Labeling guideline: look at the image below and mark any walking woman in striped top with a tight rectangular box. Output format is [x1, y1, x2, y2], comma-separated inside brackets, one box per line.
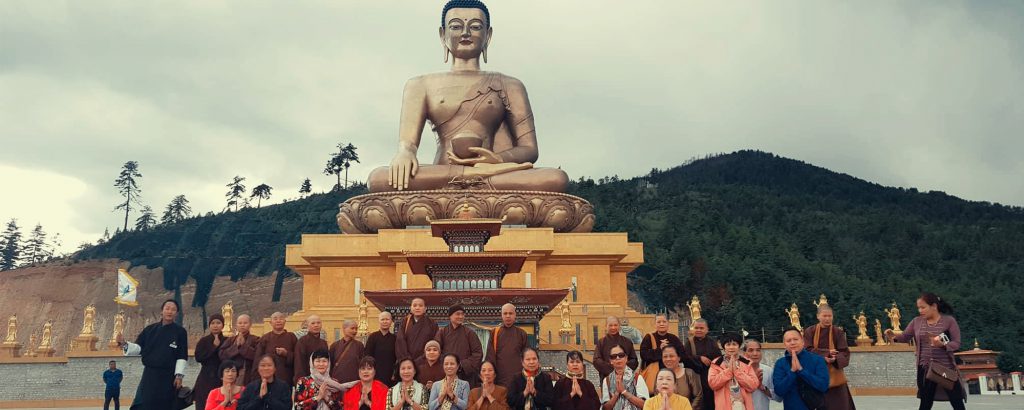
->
[886, 292, 965, 410]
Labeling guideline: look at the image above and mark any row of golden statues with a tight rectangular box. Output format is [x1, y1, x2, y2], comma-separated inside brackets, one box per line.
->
[686, 294, 907, 346]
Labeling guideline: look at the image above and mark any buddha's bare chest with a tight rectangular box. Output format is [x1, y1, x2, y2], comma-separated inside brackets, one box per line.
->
[424, 76, 506, 125]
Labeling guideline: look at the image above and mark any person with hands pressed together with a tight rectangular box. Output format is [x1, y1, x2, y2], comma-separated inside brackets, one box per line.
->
[238, 354, 292, 410]
[295, 349, 359, 410]
[742, 340, 780, 410]
[429, 353, 470, 410]
[343, 356, 390, 410]
[468, 361, 508, 410]
[388, 358, 429, 410]
[117, 299, 188, 410]
[659, 345, 703, 410]
[220, 315, 260, 386]
[554, 350, 601, 410]
[708, 333, 759, 410]
[642, 368, 692, 410]
[195, 314, 227, 410]
[601, 344, 649, 410]
[772, 328, 829, 410]
[205, 360, 244, 410]
[506, 347, 554, 409]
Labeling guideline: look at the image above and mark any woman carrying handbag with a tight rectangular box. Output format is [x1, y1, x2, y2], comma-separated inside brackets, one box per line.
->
[886, 292, 966, 410]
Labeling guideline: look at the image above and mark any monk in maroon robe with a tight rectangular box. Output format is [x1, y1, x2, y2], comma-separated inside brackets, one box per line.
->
[435, 304, 483, 385]
[253, 312, 298, 386]
[485, 303, 528, 387]
[330, 319, 365, 383]
[592, 316, 638, 383]
[803, 305, 857, 410]
[395, 297, 438, 362]
[293, 314, 328, 384]
[219, 314, 260, 385]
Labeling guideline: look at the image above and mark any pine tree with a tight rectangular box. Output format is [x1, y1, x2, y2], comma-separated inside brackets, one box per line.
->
[251, 183, 273, 208]
[22, 223, 50, 265]
[113, 161, 143, 231]
[0, 219, 23, 271]
[136, 205, 157, 230]
[161, 195, 192, 225]
[225, 176, 247, 211]
[299, 178, 312, 197]
[323, 143, 360, 190]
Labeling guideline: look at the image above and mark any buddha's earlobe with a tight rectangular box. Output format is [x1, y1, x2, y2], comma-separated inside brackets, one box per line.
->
[443, 45, 449, 63]
[482, 48, 487, 64]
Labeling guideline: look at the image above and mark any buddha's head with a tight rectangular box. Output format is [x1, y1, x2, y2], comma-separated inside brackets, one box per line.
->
[440, 0, 492, 63]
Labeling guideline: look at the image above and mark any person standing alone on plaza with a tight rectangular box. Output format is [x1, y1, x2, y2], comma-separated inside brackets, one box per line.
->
[103, 360, 123, 410]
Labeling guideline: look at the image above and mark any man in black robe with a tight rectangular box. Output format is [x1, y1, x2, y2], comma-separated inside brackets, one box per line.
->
[364, 311, 397, 384]
[486, 303, 527, 387]
[117, 299, 188, 410]
[686, 319, 721, 410]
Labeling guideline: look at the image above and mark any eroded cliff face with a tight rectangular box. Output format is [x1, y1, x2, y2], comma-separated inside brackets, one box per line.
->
[0, 259, 302, 354]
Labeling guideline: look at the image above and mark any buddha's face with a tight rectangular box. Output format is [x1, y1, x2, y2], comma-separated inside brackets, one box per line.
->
[440, 8, 491, 60]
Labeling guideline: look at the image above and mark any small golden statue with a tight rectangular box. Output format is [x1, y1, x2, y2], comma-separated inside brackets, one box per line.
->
[80, 304, 96, 336]
[874, 319, 888, 346]
[813, 294, 829, 309]
[686, 296, 702, 329]
[885, 302, 903, 334]
[110, 310, 125, 345]
[785, 303, 802, 331]
[3, 314, 16, 344]
[25, 333, 37, 357]
[357, 297, 369, 338]
[853, 311, 870, 341]
[222, 301, 234, 337]
[39, 320, 53, 349]
[559, 298, 572, 331]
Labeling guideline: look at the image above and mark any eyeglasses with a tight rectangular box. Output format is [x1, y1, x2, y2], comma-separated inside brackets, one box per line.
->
[610, 353, 627, 360]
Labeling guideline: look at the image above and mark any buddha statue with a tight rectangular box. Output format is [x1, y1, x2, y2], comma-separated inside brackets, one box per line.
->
[222, 301, 234, 337]
[686, 296, 702, 329]
[785, 303, 802, 331]
[367, 0, 568, 193]
[80, 304, 96, 336]
[885, 302, 903, 334]
[3, 314, 15, 344]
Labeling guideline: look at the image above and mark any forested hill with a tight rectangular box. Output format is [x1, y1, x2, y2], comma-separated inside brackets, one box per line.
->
[582, 150, 1023, 370]
[75, 150, 1024, 370]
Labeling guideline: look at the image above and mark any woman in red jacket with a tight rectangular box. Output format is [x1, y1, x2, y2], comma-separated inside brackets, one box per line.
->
[343, 356, 390, 410]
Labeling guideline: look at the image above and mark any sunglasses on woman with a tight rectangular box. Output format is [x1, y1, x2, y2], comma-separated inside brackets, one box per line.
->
[610, 353, 627, 360]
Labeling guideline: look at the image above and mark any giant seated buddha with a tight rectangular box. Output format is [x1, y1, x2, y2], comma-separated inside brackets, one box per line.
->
[339, 0, 594, 234]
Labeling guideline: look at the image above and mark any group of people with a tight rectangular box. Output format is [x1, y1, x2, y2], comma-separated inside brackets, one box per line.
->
[116, 292, 964, 410]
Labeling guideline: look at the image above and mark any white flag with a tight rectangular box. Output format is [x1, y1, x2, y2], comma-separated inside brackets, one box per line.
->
[114, 269, 139, 307]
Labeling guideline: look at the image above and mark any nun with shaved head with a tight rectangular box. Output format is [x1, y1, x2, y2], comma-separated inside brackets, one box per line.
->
[330, 319, 366, 384]
[254, 312, 299, 386]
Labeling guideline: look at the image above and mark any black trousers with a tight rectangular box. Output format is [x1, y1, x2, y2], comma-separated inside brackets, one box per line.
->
[103, 387, 120, 410]
[916, 365, 966, 410]
[130, 366, 176, 410]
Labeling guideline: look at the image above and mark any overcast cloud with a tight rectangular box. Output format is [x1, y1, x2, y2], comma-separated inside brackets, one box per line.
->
[1, 1, 1022, 253]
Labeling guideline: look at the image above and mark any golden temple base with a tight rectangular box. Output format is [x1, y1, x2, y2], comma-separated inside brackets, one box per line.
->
[256, 227, 675, 345]
[69, 335, 98, 353]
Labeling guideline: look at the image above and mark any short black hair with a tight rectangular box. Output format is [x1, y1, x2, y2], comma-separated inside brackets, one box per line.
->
[109, 360, 116, 364]
[219, 360, 240, 378]
[441, 0, 490, 27]
[720, 332, 743, 346]
[566, 350, 584, 362]
[311, 349, 330, 362]
[520, 346, 539, 360]
[359, 356, 376, 370]
[783, 326, 803, 338]
[394, 357, 419, 382]
[161, 299, 180, 311]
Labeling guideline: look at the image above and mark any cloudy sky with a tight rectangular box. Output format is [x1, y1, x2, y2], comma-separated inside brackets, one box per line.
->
[2, 1, 1022, 253]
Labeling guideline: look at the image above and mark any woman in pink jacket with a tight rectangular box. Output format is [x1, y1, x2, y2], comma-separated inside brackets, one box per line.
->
[707, 333, 759, 410]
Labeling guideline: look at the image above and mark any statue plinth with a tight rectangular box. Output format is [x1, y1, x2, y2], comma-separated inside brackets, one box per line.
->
[0, 342, 23, 358]
[70, 334, 99, 352]
[35, 346, 55, 357]
[108, 339, 121, 351]
[856, 339, 873, 347]
[337, 190, 594, 234]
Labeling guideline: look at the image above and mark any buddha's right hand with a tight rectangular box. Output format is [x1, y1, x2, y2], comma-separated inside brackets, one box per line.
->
[389, 151, 419, 191]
